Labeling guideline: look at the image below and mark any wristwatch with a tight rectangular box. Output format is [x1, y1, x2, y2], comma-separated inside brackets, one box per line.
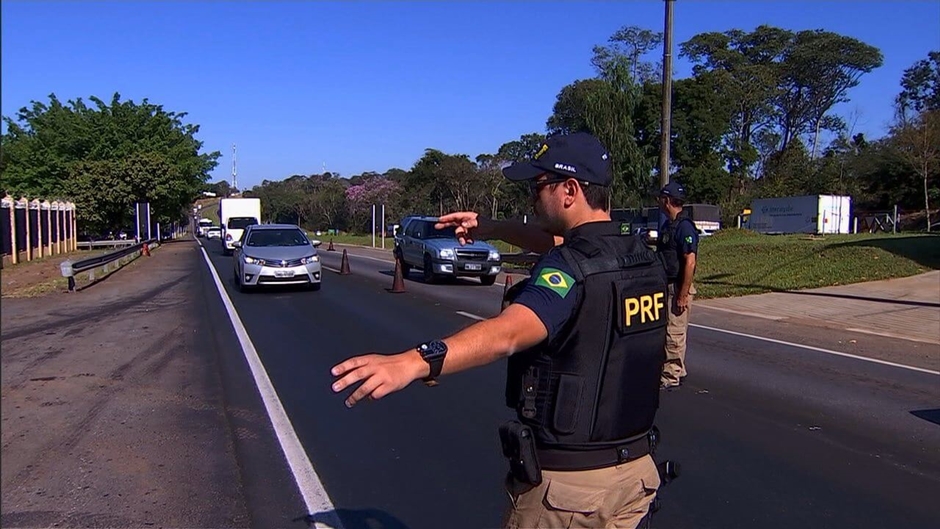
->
[416, 340, 448, 386]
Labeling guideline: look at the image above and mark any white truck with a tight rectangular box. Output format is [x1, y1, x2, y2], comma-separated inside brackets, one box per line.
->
[748, 195, 852, 235]
[196, 218, 213, 237]
[219, 198, 261, 254]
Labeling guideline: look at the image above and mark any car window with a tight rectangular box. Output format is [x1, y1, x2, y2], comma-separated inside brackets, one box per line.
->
[246, 229, 309, 247]
[228, 217, 258, 230]
[419, 221, 456, 240]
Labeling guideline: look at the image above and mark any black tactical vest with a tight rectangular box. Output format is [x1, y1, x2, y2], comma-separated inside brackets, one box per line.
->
[504, 221, 668, 453]
[657, 216, 695, 282]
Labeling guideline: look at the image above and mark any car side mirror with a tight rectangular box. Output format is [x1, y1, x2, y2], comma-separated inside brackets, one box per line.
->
[310, 240, 322, 248]
[233, 241, 242, 248]
[220, 223, 226, 229]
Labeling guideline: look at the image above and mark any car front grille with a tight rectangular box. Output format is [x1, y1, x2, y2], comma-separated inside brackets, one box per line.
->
[455, 249, 489, 261]
[263, 258, 305, 267]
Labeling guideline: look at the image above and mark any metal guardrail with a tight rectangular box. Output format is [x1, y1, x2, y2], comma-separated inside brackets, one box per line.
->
[60, 239, 156, 291]
[76, 240, 139, 249]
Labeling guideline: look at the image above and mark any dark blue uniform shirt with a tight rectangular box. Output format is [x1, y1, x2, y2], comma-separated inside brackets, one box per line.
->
[674, 218, 699, 256]
[511, 249, 580, 343]
[659, 215, 698, 257]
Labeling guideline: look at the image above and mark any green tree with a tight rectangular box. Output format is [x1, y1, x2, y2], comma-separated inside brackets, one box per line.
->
[891, 110, 940, 231]
[207, 180, 233, 197]
[546, 79, 608, 135]
[896, 51, 940, 119]
[548, 70, 652, 206]
[1, 92, 219, 231]
[773, 29, 883, 158]
[668, 74, 735, 206]
[591, 25, 663, 85]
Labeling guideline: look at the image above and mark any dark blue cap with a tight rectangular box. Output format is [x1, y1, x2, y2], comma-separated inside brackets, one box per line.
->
[659, 181, 686, 200]
[502, 132, 611, 186]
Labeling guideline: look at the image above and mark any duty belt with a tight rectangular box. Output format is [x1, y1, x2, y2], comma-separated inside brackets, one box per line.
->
[536, 432, 652, 471]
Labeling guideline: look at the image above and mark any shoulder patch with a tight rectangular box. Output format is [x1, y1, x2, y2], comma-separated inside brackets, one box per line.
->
[534, 267, 576, 298]
[685, 235, 693, 244]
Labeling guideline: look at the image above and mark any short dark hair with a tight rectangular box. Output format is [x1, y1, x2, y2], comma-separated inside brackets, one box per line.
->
[664, 196, 685, 208]
[583, 183, 610, 211]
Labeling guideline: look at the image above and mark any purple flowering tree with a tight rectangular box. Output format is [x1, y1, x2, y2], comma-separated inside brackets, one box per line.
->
[345, 177, 401, 234]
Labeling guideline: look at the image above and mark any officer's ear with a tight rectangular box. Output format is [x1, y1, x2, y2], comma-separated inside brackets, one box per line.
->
[563, 179, 579, 205]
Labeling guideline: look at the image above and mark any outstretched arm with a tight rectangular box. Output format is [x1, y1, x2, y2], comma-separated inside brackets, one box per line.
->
[330, 304, 548, 408]
[435, 212, 561, 254]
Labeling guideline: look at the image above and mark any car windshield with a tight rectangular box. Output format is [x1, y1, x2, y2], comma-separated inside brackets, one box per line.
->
[228, 217, 258, 230]
[422, 224, 457, 239]
[246, 229, 309, 247]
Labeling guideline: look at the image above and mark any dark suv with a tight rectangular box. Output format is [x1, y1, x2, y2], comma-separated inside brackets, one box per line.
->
[393, 216, 502, 285]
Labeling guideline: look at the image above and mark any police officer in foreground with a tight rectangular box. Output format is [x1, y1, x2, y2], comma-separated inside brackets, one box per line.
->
[331, 132, 669, 528]
[655, 181, 698, 389]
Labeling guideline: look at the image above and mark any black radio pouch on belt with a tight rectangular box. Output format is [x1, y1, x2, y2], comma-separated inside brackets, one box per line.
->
[499, 421, 542, 486]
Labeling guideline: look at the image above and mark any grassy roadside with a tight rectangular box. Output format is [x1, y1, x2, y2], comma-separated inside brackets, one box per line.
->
[695, 230, 939, 299]
[194, 198, 221, 224]
[1, 248, 112, 298]
[318, 229, 938, 299]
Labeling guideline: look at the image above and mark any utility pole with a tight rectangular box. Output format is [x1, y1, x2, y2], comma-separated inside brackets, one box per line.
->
[232, 143, 238, 193]
[659, 0, 675, 188]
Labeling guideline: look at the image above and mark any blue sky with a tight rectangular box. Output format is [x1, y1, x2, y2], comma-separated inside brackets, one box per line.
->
[2, 1, 938, 190]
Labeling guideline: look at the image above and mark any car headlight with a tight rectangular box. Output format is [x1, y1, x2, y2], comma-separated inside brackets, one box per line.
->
[243, 256, 262, 265]
[439, 248, 455, 259]
[489, 250, 501, 261]
[301, 255, 319, 264]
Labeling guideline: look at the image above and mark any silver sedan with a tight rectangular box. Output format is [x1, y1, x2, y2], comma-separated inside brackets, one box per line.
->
[232, 224, 322, 292]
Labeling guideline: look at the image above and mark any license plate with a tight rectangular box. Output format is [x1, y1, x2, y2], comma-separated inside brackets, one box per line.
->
[464, 263, 482, 271]
[274, 270, 295, 278]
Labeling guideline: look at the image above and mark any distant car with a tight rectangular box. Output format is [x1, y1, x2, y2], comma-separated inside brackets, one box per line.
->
[232, 224, 322, 292]
[206, 226, 222, 239]
[394, 216, 501, 285]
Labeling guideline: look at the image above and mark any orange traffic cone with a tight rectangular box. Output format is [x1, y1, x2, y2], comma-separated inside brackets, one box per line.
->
[328, 238, 335, 251]
[500, 274, 513, 312]
[388, 258, 406, 293]
[142, 243, 151, 257]
[340, 249, 351, 275]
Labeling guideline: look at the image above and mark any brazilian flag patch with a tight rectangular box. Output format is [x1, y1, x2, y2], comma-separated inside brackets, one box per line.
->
[620, 222, 631, 235]
[685, 235, 694, 244]
[534, 268, 576, 298]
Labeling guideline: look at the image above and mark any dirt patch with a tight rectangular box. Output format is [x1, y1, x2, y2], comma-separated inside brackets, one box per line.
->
[0, 250, 116, 298]
[0, 240, 251, 528]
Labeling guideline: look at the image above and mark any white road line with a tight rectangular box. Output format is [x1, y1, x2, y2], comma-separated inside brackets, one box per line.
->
[453, 308, 938, 376]
[197, 243, 345, 528]
[691, 323, 939, 376]
[456, 311, 487, 321]
[322, 265, 342, 274]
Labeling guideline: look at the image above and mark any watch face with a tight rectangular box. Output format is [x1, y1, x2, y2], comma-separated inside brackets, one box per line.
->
[421, 340, 447, 358]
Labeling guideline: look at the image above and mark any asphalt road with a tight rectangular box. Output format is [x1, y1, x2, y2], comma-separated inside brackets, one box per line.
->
[202, 239, 940, 529]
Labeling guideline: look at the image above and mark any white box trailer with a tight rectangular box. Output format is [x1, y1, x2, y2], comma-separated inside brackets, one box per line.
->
[748, 195, 852, 235]
[219, 198, 261, 254]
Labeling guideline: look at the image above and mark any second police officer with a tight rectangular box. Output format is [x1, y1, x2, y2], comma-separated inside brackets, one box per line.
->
[331, 132, 672, 528]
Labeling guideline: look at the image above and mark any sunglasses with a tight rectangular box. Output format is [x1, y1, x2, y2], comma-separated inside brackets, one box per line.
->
[527, 176, 591, 197]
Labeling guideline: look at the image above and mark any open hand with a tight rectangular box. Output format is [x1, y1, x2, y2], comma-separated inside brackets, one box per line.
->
[331, 352, 427, 408]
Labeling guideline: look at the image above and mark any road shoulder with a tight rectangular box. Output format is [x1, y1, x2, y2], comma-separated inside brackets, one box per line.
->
[0, 240, 306, 528]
